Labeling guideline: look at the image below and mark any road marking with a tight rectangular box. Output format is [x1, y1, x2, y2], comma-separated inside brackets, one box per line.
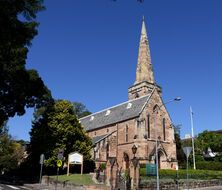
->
[20, 186, 32, 190]
[6, 185, 20, 189]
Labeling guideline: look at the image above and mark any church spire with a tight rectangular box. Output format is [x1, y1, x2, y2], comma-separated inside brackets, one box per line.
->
[128, 17, 160, 100]
[135, 17, 154, 84]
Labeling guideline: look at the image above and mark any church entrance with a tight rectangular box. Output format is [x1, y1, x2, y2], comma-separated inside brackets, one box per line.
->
[123, 152, 130, 171]
[158, 151, 161, 169]
[116, 153, 131, 190]
[155, 150, 165, 169]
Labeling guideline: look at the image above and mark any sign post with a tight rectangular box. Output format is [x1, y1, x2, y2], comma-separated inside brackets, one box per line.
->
[55, 149, 63, 190]
[57, 149, 64, 160]
[57, 160, 62, 168]
[175, 165, 179, 190]
[67, 152, 83, 176]
[183, 147, 192, 190]
[39, 154, 45, 185]
[146, 163, 156, 176]
[55, 160, 63, 190]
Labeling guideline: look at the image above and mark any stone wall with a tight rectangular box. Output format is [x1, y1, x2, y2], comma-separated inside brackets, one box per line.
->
[88, 125, 116, 139]
[42, 176, 222, 190]
[140, 179, 222, 190]
[139, 89, 177, 169]
[42, 176, 110, 190]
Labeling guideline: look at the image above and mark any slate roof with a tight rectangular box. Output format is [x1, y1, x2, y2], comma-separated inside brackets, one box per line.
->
[92, 134, 107, 144]
[92, 130, 117, 144]
[80, 94, 152, 131]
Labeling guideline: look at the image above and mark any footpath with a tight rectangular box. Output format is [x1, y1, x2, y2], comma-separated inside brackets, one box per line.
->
[25, 183, 222, 190]
[24, 175, 222, 190]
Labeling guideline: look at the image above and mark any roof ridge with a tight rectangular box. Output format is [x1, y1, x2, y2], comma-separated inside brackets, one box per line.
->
[80, 94, 150, 120]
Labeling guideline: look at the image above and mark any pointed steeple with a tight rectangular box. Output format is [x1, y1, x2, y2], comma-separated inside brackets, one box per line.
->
[135, 17, 154, 84]
[128, 17, 161, 100]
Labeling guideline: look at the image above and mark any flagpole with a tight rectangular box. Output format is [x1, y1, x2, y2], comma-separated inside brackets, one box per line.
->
[190, 106, 196, 170]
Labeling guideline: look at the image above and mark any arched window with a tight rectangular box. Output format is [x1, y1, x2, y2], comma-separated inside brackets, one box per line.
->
[153, 104, 159, 113]
[106, 143, 109, 160]
[163, 118, 166, 141]
[126, 125, 128, 142]
[147, 114, 150, 138]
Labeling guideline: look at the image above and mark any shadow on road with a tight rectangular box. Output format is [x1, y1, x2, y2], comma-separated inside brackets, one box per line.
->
[0, 174, 39, 186]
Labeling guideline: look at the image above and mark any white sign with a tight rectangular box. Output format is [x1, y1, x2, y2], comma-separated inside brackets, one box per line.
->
[69, 152, 83, 164]
[183, 147, 192, 158]
[67, 152, 83, 176]
[39, 154, 45, 165]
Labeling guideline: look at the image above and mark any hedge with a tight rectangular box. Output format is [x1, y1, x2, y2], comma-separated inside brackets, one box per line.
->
[140, 169, 222, 180]
[196, 161, 222, 171]
[140, 161, 222, 171]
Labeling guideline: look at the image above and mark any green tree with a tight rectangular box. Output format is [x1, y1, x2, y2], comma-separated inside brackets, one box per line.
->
[196, 131, 222, 154]
[72, 102, 91, 118]
[0, 123, 24, 173]
[173, 126, 186, 164]
[28, 100, 93, 172]
[0, 0, 52, 126]
[175, 133, 186, 164]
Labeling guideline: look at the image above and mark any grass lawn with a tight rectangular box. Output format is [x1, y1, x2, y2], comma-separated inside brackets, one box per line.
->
[50, 174, 95, 185]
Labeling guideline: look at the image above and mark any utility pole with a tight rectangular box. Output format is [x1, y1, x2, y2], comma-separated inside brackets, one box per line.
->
[190, 106, 196, 170]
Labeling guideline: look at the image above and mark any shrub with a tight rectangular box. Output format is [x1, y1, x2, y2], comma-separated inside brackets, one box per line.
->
[195, 155, 205, 162]
[83, 159, 95, 173]
[140, 164, 146, 168]
[196, 161, 222, 171]
[140, 169, 222, 180]
[140, 167, 146, 176]
[100, 163, 106, 171]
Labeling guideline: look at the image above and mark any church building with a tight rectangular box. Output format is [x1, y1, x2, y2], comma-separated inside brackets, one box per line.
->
[80, 18, 178, 171]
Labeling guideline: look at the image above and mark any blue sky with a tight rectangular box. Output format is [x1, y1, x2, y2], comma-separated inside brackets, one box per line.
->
[8, 0, 222, 141]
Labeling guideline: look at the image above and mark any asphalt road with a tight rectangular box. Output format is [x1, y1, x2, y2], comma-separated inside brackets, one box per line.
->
[0, 184, 49, 190]
[0, 184, 32, 190]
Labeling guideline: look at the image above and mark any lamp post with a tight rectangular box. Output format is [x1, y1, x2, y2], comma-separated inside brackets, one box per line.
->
[132, 144, 137, 158]
[131, 144, 138, 190]
[153, 97, 181, 190]
[190, 106, 196, 170]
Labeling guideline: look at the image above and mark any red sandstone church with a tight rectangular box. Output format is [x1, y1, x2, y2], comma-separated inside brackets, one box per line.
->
[80, 18, 178, 172]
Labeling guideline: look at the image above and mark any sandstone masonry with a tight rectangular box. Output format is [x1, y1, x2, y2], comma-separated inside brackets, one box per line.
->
[80, 18, 178, 187]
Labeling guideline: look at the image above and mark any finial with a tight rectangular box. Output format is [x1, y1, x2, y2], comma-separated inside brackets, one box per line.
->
[141, 16, 147, 36]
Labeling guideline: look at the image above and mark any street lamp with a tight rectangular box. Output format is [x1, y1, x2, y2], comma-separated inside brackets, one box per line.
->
[132, 144, 137, 158]
[153, 97, 181, 190]
[131, 144, 139, 189]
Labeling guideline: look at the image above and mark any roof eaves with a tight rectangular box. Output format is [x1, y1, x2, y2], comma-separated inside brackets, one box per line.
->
[93, 130, 117, 144]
